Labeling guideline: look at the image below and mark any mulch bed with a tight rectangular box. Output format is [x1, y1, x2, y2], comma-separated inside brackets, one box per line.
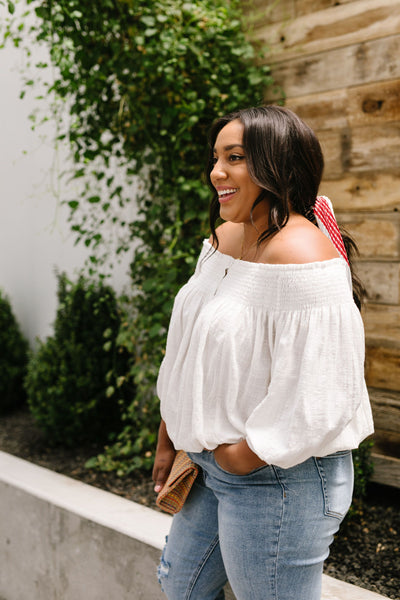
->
[0, 406, 399, 599]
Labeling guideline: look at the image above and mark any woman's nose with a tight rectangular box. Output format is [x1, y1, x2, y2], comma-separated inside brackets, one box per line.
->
[211, 160, 227, 181]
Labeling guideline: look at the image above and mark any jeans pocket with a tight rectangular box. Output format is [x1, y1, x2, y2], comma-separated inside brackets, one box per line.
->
[315, 451, 353, 520]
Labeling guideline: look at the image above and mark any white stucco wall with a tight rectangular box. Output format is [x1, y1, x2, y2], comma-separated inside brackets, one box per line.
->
[0, 7, 135, 346]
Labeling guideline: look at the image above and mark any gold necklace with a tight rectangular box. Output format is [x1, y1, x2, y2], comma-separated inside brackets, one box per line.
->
[239, 235, 258, 261]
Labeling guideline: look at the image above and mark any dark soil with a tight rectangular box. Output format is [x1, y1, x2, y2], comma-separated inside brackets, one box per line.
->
[0, 407, 399, 600]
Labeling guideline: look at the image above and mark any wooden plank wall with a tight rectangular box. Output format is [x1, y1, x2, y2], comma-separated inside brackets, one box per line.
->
[247, 0, 400, 486]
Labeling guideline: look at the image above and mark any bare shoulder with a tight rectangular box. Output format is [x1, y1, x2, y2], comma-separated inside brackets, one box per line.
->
[208, 221, 242, 257]
[261, 215, 340, 265]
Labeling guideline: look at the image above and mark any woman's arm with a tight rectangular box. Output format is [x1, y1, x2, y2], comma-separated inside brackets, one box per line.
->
[152, 419, 176, 493]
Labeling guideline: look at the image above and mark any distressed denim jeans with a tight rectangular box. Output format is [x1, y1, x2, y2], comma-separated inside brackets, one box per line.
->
[157, 449, 353, 600]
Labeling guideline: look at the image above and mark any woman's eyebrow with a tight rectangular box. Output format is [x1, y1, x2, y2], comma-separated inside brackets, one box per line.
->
[213, 144, 245, 153]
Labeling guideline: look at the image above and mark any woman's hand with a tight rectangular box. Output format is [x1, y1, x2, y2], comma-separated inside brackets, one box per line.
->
[152, 420, 176, 493]
[153, 446, 176, 493]
[213, 440, 267, 475]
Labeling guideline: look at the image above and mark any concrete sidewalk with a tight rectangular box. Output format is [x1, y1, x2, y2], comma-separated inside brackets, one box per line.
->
[0, 451, 390, 600]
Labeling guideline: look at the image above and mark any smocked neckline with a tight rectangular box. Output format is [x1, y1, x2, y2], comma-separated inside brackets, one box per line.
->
[202, 239, 346, 271]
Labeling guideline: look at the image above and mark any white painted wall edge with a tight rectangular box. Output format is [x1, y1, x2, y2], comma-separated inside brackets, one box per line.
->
[0, 15, 137, 346]
[0, 450, 389, 600]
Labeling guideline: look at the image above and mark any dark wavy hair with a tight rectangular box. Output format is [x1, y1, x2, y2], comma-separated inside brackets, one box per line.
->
[206, 105, 365, 309]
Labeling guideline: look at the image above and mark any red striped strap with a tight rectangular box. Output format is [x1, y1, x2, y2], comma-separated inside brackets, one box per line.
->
[313, 196, 349, 265]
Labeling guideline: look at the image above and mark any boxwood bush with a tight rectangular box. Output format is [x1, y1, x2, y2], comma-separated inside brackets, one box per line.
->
[0, 290, 29, 414]
[25, 274, 134, 446]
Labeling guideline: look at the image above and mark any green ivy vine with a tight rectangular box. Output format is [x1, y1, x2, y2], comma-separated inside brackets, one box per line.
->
[2, 0, 275, 475]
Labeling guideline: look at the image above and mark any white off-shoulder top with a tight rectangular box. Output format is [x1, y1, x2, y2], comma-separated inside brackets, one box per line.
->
[157, 240, 374, 469]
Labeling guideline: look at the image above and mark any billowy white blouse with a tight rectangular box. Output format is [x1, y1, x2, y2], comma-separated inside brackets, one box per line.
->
[157, 240, 374, 469]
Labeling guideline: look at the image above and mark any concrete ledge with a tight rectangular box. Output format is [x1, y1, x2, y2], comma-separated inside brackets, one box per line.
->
[0, 451, 388, 600]
[0, 451, 169, 599]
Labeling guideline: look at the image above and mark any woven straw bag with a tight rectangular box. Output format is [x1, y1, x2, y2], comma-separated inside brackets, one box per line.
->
[156, 450, 199, 515]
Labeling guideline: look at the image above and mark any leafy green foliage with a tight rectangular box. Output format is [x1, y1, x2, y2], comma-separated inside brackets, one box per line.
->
[0, 290, 29, 414]
[4, 0, 274, 472]
[352, 439, 374, 502]
[340, 439, 375, 520]
[25, 274, 134, 446]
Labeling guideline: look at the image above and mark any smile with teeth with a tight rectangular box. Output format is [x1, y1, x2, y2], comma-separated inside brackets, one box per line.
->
[218, 188, 239, 198]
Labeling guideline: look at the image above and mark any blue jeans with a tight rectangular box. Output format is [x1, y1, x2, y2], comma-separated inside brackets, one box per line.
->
[157, 449, 353, 600]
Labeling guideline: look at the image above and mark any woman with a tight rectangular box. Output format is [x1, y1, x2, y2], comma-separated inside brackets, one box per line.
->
[153, 106, 374, 600]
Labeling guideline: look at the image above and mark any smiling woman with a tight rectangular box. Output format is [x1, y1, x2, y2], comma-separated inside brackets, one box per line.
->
[152, 105, 374, 600]
[210, 120, 264, 229]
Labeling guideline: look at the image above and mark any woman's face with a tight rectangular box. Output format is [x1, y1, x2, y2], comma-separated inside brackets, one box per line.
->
[210, 119, 264, 225]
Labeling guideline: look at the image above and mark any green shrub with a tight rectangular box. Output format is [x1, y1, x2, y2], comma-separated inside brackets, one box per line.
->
[0, 290, 29, 414]
[25, 274, 134, 446]
[351, 438, 374, 509]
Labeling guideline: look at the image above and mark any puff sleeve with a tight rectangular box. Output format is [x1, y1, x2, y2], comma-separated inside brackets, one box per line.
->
[245, 285, 372, 469]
